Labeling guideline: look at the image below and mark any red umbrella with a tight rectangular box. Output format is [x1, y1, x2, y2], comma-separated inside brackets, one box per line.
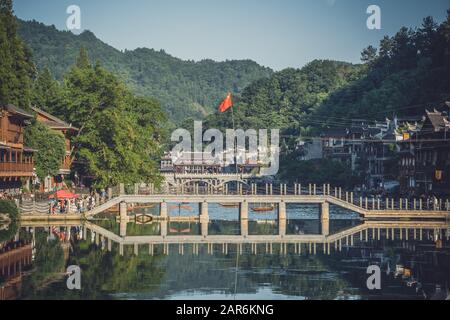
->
[49, 190, 79, 200]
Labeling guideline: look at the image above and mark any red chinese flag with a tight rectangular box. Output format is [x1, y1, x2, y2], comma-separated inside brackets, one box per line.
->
[218, 93, 233, 113]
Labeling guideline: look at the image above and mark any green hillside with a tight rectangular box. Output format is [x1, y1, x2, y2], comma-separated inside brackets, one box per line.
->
[204, 13, 450, 138]
[17, 19, 273, 122]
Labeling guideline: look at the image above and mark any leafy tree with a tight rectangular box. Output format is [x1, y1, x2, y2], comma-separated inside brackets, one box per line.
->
[21, 229, 65, 296]
[0, 0, 35, 108]
[24, 120, 66, 180]
[361, 45, 378, 65]
[31, 67, 68, 116]
[62, 49, 165, 188]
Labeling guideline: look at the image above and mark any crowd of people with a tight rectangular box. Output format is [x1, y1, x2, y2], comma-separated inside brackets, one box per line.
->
[48, 194, 103, 215]
[0, 192, 15, 201]
[49, 195, 96, 214]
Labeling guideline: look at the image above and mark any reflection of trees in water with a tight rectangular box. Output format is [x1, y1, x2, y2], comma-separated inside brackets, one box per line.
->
[19, 228, 450, 300]
[319, 239, 450, 299]
[0, 200, 19, 243]
[249, 222, 278, 235]
[140, 247, 351, 299]
[95, 219, 162, 236]
[25, 242, 355, 299]
[22, 229, 65, 298]
[28, 239, 167, 300]
[237, 250, 351, 299]
[0, 220, 18, 244]
[209, 221, 240, 235]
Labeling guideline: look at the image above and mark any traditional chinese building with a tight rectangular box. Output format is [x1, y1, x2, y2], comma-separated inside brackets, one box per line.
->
[161, 149, 265, 175]
[321, 128, 350, 165]
[396, 121, 422, 196]
[30, 107, 79, 192]
[0, 105, 35, 195]
[414, 108, 450, 196]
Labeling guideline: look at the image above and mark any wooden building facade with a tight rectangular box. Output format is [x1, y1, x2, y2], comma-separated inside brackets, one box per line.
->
[0, 105, 35, 195]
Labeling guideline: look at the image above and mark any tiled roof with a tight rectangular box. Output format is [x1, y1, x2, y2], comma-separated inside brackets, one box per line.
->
[321, 128, 348, 138]
[31, 106, 79, 131]
[425, 110, 448, 131]
[2, 104, 33, 119]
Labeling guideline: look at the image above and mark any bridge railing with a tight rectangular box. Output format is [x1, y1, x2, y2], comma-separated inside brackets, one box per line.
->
[108, 183, 450, 212]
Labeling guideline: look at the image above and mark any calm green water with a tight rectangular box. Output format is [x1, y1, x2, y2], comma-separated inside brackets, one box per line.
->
[1, 204, 449, 300]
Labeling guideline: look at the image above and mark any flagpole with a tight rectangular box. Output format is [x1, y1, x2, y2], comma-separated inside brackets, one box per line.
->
[230, 95, 239, 178]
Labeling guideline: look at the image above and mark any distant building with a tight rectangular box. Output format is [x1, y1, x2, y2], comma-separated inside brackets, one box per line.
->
[318, 116, 424, 192]
[396, 121, 422, 195]
[161, 149, 265, 175]
[0, 105, 35, 195]
[414, 108, 450, 196]
[296, 138, 323, 161]
[318, 106, 450, 196]
[321, 128, 351, 165]
[30, 107, 79, 192]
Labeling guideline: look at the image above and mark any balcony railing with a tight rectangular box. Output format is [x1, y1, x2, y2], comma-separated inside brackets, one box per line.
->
[0, 162, 34, 173]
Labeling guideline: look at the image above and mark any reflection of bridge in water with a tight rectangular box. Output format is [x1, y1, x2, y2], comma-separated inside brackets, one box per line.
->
[19, 220, 450, 256]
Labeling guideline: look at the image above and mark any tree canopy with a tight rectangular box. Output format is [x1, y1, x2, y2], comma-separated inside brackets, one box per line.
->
[57, 49, 166, 188]
[0, 0, 35, 108]
[24, 120, 66, 180]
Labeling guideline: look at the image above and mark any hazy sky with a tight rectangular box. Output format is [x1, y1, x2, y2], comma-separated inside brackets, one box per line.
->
[13, 0, 449, 70]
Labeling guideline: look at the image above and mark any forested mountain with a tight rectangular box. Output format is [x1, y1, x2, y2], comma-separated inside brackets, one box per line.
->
[200, 11, 450, 185]
[204, 12, 450, 139]
[203, 59, 364, 145]
[310, 14, 450, 128]
[17, 19, 273, 122]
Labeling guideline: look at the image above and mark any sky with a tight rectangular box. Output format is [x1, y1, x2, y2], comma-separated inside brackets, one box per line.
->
[13, 0, 450, 70]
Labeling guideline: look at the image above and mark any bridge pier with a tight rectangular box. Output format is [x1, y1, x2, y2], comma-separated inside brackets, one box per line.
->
[119, 202, 128, 237]
[161, 220, 168, 237]
[200, 202, 209, 237]
[240, 201, 248, 237]
[321, 202, 330, 236]
[279, 202, 286, 237]
[119, 220, 127, 237]
[160, 202, 168, 218]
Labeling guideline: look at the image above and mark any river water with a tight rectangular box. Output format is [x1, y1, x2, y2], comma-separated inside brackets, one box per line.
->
[1, 203, 449, 300]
